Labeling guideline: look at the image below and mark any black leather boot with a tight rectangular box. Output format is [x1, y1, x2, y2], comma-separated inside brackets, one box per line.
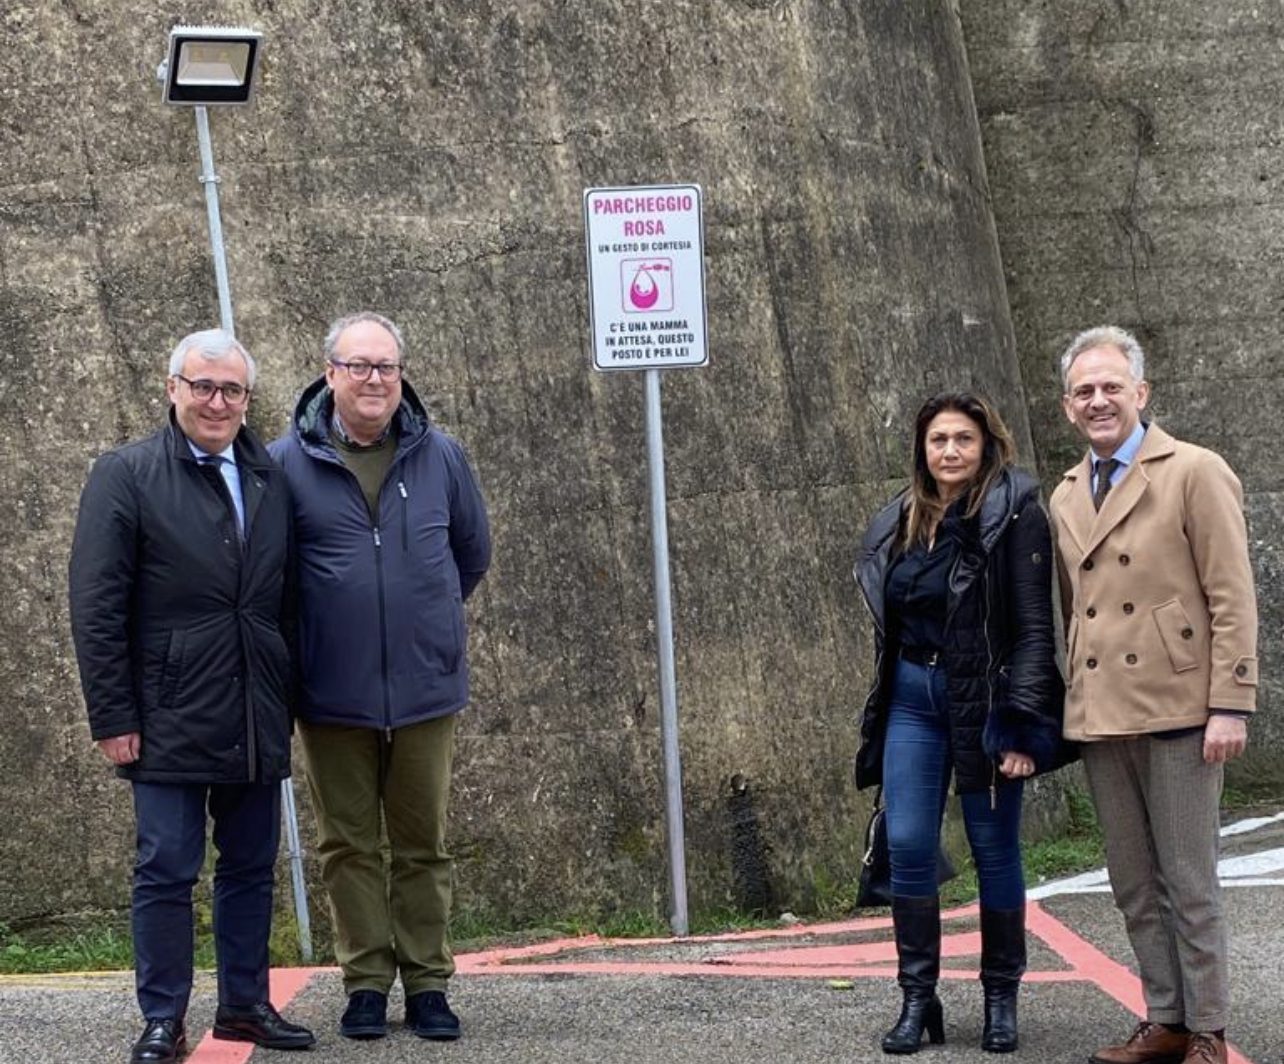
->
[882, 895, 945, 1054]
[979, 906, 1026, 1053]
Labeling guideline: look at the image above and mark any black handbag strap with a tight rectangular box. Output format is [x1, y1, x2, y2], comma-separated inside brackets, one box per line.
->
[861, 787, 885, 866]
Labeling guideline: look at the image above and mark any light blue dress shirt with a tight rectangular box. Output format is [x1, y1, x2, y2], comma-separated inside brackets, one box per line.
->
[1092, 420, 1146, 496]
[188, 440, 245, 536]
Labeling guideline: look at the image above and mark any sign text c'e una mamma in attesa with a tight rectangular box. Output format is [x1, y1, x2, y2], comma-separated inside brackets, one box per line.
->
[584, 184, 708, 372]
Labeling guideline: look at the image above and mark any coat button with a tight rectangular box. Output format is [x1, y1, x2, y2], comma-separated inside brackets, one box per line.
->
[1236, 663, 1248, 677]
[1181, 627, 1194, 639]
[1119, 554, 1131, 566]
[1123, 602, 1135, 614]
[1087, 658, 1098, 669]
[1086, 607, 1097, 618]
[1083, 559, 1095, 571]
[1125, 653, 1137, 665]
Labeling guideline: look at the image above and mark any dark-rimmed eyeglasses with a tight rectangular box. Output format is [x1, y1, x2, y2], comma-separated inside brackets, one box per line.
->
[173, 374, 250, 405]
[329, 359, 404, 382]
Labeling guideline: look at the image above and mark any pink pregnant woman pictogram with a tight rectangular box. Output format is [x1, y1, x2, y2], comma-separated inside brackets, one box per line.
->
[622, 258, 673, 312]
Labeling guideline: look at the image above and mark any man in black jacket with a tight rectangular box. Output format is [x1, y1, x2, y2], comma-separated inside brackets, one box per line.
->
[68, 329, 313, 1064]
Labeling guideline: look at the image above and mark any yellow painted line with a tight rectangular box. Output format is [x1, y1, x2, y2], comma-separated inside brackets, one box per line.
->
[0, 970, 132, 988]
[0, 968, 218, 988]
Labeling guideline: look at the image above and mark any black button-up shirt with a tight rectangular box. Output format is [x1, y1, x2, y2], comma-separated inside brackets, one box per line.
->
[886, 510, 963, 653]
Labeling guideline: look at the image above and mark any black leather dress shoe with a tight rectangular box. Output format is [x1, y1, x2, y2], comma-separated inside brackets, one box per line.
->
[212, 1001, 316, 1049]
[131, 1019, 186, 1063]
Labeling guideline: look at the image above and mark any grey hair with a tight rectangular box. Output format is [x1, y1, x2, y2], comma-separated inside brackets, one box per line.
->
[168, 328, 256, 388]
[323, 312, 406, 361]
[1060, 325, 1145, 390]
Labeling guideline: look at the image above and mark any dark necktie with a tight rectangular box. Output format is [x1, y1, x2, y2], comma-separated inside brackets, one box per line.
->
[200, 455, 244, 535]
[1092, 458, 1120, 511]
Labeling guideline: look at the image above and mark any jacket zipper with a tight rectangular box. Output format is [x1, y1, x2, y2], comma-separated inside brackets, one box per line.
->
[981, 566, 997, 810]
[398, 481, 409, 553]
[373, 526, 392, 736]
[235, 523, 258, 782]
[310, 439, 403, 736]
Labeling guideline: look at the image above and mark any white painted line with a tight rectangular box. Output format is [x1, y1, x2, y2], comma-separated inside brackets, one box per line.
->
[1028, 870, 1110, 900]
[1218, 848, 1284, 878]
[1220, 811, 1284, 838]
[1028, 810, 1284, 899]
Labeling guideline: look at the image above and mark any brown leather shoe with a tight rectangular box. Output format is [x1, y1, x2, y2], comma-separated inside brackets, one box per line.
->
[1089, 1021, 1190, 1064]
[1181, 1033, 1227, 1064]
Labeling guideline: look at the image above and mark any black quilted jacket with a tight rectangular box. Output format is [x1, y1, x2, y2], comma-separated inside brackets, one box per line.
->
[853, 467, 1069, 795]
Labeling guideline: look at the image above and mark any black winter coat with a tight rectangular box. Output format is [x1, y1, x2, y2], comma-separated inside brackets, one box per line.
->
[853, 467, 1069, 795]
[68, 415, 295, 784]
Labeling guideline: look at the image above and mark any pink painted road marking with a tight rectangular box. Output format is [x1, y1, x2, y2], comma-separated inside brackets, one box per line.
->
[456, 903, 984, 977]
[1027, 903, 1254, 1064]
[186, 967, 323, 1064]
[180, 904, 1256, 1064]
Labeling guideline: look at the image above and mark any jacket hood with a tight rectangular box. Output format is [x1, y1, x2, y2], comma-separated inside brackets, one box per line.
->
[290, 376, 433, 454]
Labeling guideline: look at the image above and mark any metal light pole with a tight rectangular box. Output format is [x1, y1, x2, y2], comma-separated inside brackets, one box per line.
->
[158, 25, 313, 963]
[193, 106, 235, 333]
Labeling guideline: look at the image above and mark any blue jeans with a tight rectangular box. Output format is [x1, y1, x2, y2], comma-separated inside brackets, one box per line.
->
[132, 781, 281, 1019]
[882, 658, 1025, 909]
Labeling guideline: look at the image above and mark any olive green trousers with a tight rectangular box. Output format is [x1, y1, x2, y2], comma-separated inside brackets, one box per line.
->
[298, 714, 457, 995]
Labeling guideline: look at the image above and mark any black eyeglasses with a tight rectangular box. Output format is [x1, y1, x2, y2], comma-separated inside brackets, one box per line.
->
[173, 375, 250, 405]
[329, 359, 404, 382]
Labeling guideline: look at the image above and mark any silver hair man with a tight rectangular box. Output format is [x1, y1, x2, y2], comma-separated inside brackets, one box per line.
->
[167, 328, 258, 389]
[1059, 325, 1145, 390]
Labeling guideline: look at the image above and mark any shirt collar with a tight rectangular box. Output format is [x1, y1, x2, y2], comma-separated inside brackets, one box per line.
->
[186, 438, 237, 465]
[331, 409, 394, 447]
[1097, 420, 1146, 471]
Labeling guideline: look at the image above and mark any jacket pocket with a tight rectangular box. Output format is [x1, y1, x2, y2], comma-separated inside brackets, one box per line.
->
[159, 629, 187, 705]
[1152, 599, 1199, 673]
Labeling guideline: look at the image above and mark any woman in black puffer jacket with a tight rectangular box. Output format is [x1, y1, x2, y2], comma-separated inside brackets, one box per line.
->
[854, 392, 1068, 1056]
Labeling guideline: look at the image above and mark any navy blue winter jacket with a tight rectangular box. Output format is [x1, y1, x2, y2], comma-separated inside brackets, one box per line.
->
[269, 379, 491, 730]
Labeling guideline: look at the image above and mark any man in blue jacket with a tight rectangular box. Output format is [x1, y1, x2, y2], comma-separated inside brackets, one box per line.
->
[69, 329, 314, 1063]
[271, 312, 491, 1042]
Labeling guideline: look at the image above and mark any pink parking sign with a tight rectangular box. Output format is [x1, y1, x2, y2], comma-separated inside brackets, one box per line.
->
[583, 184, 708, 372]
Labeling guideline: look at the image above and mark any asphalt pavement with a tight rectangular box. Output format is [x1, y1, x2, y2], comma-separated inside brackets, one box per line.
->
[2, 807, 1282, 1064]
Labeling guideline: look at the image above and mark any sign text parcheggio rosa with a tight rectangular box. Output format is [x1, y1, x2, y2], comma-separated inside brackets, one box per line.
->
[590, 193, 696, 215]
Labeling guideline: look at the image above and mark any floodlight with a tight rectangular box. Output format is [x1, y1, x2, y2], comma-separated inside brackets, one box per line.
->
[159, 26, 262, 106]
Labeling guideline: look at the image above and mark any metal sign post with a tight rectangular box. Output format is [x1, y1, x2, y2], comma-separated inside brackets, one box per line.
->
[643, 367, 689, 936]
[584, 184, 708, 936]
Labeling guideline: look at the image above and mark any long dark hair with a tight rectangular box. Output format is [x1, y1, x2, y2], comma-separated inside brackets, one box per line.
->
[902, 391, 1017, 549]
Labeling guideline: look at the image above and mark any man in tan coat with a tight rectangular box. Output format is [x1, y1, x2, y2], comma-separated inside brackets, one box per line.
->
[1050, 326, 1257, 1064]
